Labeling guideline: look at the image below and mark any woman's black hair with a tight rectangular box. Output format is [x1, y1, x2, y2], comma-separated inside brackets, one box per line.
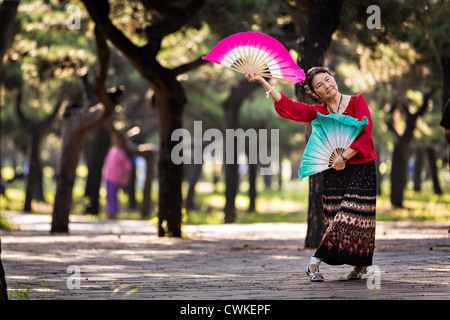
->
[304, 67, 335, 98]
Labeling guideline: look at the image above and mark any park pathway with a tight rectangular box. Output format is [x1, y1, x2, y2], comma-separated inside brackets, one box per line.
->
[1, 211, 449, 301]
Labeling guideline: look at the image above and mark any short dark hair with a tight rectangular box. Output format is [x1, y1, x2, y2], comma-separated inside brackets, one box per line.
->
[304, 67, 334, 97]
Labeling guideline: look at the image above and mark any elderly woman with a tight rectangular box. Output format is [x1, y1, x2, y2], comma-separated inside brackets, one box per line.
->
[246, 67, 377, 282]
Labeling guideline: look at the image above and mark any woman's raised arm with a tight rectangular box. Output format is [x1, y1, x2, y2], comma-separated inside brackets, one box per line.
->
[245, 72, 282, 102]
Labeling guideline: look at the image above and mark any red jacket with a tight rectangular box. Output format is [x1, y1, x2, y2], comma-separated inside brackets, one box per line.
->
[274, 93, 377, 165]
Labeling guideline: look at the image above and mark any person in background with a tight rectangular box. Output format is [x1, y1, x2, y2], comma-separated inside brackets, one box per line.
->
[102, 134, 132, 220]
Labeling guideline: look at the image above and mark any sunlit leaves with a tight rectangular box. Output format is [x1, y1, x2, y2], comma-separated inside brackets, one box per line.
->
[158, 24, 210, 70]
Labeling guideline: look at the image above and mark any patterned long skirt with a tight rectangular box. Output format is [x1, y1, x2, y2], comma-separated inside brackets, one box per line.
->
[314, 161, 377, 266]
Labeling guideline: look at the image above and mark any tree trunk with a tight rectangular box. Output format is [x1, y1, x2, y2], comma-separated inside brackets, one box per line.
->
[288, 0, 343, 248]
[185, 162, 203, 211]
[444, 99, 450, 171]
[213, 164, 221, 192]
[156, 93, 184, 237]
[413, 147, 424, 192]
[0, 238, 7, 301]
[388, 90, 435, 208]
[126, 159, 137, 210]
[375, 147, 383, 196]
[390, 138, 410, 208]
[83, 124, 111, 215]
[223, 80, 258, 223]
[224, 163, 239, 223]
[81, 0, 207, 236]
[277, 163, 283, 191]
[0, 0, 20, 298]
[223, 96, 240, 224]
[263, 164, 272, 189]
[51, 24, 124, 233]
[52, 120, 86, 232]
[141, 151, 155, 218]
[35, 162, 45, 202]
[24, 131, 43, 212]
[441, 56, 450, 114]
[248, 162, 257, 212]
[441, 57, 450, 166]
[425, 147, 442, 195]
[305, 173, 325, 247]
[0, 0, 19, 80]
[15, 90, 61, 212]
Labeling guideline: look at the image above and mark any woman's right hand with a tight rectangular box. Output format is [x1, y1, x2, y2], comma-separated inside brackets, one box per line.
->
[245, 72, 282, 102]
[245, 72, 263, 83]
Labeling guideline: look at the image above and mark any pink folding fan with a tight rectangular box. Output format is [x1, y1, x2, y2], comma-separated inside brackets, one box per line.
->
[203, 32, 305, 83]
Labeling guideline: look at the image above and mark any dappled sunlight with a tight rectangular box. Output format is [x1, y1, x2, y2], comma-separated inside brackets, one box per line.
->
[256, 198, 307, 215]
[3, 216, 449, 300]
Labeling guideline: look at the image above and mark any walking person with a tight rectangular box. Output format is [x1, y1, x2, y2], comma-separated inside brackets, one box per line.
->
[102, 134, 132, 220]
[246, 67, 378, 281]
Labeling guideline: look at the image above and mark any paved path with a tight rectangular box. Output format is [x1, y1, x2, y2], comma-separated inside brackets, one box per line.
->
[1, 211, 449, 301]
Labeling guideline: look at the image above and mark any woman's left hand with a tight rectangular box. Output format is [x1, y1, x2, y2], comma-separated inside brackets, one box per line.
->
[332, 156, 346, 171]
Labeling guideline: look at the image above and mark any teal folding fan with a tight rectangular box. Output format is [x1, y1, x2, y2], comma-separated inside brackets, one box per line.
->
[298, 113, 368, 180]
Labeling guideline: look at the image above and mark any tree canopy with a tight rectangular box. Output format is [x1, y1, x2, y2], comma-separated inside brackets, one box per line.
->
[1, 0, 449, 236]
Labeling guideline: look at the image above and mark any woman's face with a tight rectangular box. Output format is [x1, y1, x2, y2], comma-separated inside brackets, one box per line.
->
[311, 72, 338, 100]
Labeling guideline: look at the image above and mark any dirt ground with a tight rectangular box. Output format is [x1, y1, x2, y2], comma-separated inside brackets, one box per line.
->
[1, 211, 449, 302]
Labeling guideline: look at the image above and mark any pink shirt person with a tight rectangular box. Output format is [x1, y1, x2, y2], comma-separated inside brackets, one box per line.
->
[102, 145, 132, 186]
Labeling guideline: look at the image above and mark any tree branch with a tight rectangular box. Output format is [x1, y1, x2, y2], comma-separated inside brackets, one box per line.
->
[14, 89, 31, 130]
[0, 0, 20, 82]
[78, 24, 125, 124]
[81, 0, 167, 89]
[82, 0, 206, 92]
[172, 57, 208, 76]
[386, 98, 399, 138]
[40, 100, 63, 129]
[145, 0, 205, 42]
[76, 25, 124, 132]
[15, 88, 64, 133]
[93, 26, 109, 91]
[414, 87, 436, 118]
[81, 0, 143, 60]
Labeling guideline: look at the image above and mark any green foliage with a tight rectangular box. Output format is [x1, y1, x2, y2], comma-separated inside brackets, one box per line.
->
[0, 215, 15, 230]
[200, 0, 280, 36]
[183, 175, 450, 224]
[8, 283, 30, 300]
[8, 281, 54, 300]
[38, 281, 55, 300]
[1, 0, 449, 228]
[6, 280, 141, 300]
[1, 0, 159, 179]
[106, 282, 142, 300]
[158, 24, 211, 69]
[1, 161, 449, 227]
[377, 178, 450, 221]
